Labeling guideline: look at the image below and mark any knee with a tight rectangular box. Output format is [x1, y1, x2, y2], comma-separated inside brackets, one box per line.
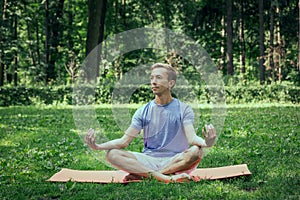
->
[106, 149, 121, 163]
[187, 145, 204, 162]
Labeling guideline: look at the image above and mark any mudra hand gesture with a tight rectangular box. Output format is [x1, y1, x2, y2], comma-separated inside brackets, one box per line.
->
[84, 128, 99, 150]
[202, 124, 217, 147]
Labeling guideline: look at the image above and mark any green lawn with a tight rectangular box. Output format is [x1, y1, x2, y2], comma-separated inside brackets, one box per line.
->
[0, 104, 299, 199]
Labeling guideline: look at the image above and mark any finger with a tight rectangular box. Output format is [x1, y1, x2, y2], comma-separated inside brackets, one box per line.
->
[90, 130, 95, 139]
[208, 124, 213, 133]
[85, 131, 91, 143]
[202, 126, 208, 137]
[87, 130, 95, 141]
[202, 128, 206, 138]
[85, 132, 91, 142]
[91, 134, 96, 143]
[210, 124, 215, 131]
[205, 125, 212, 137]
[88, 128, 95, 134]
[209, 124, 216, 136]
[205, 125, 209, 135]
[85, 130, 92, 142]
[85, 135, 89, 143]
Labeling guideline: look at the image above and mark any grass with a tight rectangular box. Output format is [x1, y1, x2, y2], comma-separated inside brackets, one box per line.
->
[0, 103, 299, 199]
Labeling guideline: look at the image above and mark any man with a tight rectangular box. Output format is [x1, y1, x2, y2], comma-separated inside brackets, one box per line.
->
[85, 63, 217, 183]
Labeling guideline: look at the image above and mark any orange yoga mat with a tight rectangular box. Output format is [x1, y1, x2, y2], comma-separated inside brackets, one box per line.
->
[47, 164, 251, 183]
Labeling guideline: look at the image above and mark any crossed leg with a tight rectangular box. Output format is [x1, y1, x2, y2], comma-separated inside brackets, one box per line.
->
[106, 145, 203, 183]
[160, 145, 204, 175]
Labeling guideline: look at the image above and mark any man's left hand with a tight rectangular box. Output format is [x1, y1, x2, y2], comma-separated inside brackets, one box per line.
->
[202, 124, 217, 147]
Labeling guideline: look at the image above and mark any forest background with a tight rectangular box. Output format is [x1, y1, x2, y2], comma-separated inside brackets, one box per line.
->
[0, 0, 300, 105]
[1, 1, 300, 199]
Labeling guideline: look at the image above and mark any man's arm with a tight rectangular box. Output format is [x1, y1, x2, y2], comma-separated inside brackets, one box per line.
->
[183, 123, 217, 147]
[85, 127, 139, 150]
[183, 123, 206, 147]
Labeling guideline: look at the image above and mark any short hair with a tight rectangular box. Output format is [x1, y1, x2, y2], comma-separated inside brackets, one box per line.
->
[151, 63, 177, 82]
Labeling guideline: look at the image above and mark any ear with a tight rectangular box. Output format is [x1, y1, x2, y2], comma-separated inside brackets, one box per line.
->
[168, 80, 175, 89]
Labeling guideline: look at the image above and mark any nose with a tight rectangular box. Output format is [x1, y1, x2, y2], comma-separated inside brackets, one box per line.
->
[151, 77, 157, 84]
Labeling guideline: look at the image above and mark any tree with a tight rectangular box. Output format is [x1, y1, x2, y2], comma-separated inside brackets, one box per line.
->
[85, 0, 107, 81]
[12, 1, 18, 86]
[238, 0, 246, 76]
[226, 0, 234, 75]
[0, 0, 7, 86]
[23, 0, 37, 71]
[298, 0, 300, 71]
[0, 0, 299, 87]
[274, 4, 283, 83]
[44, 0, 50, 83]
[259, 0, 265, 84]
[268, 0, 275, 83]
[44, 0, 65, 83]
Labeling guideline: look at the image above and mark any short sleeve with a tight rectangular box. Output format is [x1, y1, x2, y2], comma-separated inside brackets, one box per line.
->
[182, 105, 194, 125]
[130, 106, 144, 131]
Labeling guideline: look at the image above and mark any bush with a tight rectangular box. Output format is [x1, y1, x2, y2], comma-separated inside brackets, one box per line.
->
[0, 84, 299, 106]
[224, 85, 300, 104]
[0, 86, 70, 106]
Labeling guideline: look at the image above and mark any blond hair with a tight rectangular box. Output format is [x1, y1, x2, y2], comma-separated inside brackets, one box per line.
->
[151, 63, 177, 82]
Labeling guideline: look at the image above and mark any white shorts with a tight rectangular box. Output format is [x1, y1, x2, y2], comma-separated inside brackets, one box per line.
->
[131, 152, 199, 174]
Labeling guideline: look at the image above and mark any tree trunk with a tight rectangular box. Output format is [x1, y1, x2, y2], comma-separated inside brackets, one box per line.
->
[121, 0, 126, 28]
[269, 0, 275, 83]
[163, 0, 172, 52]
[45, 0, 50, 84]
[0, 0, 7, 86]
[298, 0, 300, 71]
[23, 1, 36, 68]
[13, 11, 18, 86]
[0, 61, 3, 86]
[85, 0, 107, 82]
[98, 0, 107, 77]
[113, 0, 118, 79]
[226, 0, 234, 75]
[46, 0, 65, 83]
[275, 6, 282, 83]
[67, 0, 75, 83]
[259, 0, 265, 84]
[239, 0, 246, 75]
[86, 0, 107, 56]
[220, 15, 226, 73]
[68, 0, 74, 52]
[36, 16, 41, 67]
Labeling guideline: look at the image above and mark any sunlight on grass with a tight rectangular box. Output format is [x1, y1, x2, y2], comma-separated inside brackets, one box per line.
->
[91, 102, 299, 109]
[0, 104, 299, 199]
[0, 140, 19, 147]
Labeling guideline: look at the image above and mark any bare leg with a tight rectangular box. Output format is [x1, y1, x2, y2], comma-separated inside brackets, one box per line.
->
[106, 149, 191, 183]
[160, 145, 204, 175]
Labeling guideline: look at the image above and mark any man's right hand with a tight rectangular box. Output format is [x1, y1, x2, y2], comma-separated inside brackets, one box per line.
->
[85, 128, 99, 150]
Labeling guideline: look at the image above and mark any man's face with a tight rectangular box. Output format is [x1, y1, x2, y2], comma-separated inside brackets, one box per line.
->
[150, 67, 172, 95]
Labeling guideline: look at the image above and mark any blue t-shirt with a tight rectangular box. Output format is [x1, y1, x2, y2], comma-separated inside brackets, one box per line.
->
[130, 98, 194, 157]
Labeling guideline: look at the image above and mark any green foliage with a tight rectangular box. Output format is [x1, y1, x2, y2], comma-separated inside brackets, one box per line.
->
[224, 84, 300, 104]
[0, 86, 72, 106]
[0, 0, 299, 86]
[0, 105, 299, 199]
[1, 85, 300, 106]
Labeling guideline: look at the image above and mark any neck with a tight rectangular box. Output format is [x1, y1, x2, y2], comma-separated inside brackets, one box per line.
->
[155, 94, 173, 105]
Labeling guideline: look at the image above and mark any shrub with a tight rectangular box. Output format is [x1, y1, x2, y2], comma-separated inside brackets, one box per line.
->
[0, 84, 299, 106]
